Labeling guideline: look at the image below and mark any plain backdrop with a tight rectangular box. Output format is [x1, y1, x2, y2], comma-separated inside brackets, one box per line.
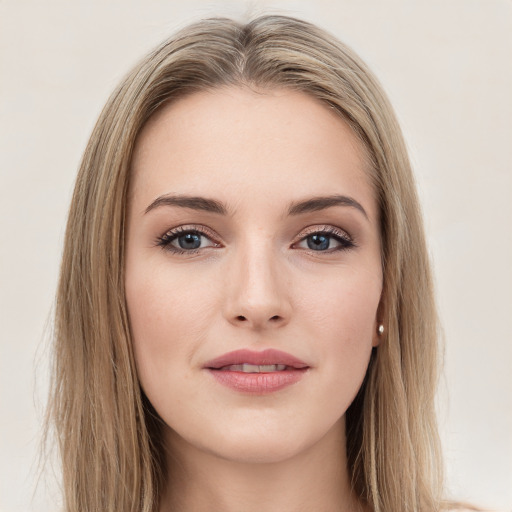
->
[1, 1, 511, 511]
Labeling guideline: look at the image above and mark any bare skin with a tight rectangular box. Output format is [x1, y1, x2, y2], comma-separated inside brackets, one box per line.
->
[162, 419, 358, 512]
[125, 87, 382, 512]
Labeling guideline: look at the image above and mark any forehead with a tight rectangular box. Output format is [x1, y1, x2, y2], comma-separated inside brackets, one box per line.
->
[130, 87, 377, 221]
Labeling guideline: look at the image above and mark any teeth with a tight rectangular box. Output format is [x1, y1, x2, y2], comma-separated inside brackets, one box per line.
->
[220, 364, 288, 372]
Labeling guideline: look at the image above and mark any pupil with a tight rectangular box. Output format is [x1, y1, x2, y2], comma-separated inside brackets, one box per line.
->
[307, 234, 329, 251]
[178, 233, 201, 249]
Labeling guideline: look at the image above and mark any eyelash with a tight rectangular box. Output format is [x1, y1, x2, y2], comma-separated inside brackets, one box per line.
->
[155, 224, 356, 255]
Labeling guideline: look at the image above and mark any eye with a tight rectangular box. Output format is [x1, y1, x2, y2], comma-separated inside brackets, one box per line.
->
[294, 226, 355, 252]
[156, 226, 220, 254]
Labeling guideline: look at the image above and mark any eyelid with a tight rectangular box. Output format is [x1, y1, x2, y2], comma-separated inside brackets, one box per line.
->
[161, 224, 218, 240]
[155, 224, 222, 253]
[293, 224, 353, 243]
[291, 224, 356, 254]
[155, 223, 355, 255]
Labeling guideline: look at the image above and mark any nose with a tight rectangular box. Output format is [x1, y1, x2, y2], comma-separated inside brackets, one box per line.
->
[223, 241, 292, 330]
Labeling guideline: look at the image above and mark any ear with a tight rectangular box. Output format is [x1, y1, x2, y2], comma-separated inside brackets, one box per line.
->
[372, 298, 386, 347]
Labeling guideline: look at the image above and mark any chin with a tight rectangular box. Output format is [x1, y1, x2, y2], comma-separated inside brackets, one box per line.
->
[204, 433, 310, 465]
[171, 412, 344, 467]
[205, 439, 304, 464]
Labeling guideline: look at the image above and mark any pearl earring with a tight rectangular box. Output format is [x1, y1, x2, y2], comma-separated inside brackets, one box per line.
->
[378, 324, 384, 335]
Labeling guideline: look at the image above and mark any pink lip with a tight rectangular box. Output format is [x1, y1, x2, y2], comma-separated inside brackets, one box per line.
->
[203, 349, 310, 395]
[203, 348, 310, 370]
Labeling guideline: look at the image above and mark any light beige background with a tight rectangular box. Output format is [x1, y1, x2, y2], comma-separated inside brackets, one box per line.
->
[1, 1, 511, 510]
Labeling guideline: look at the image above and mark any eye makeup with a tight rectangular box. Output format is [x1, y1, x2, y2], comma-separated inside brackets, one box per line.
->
[155, 223, 356, 256]
[155, 225, 221, 255]
[292, 224, 355, 253]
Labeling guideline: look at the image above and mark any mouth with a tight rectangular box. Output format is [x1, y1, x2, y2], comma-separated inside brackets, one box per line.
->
[203, 349, 310, 394]
[215, 363, 299, 373]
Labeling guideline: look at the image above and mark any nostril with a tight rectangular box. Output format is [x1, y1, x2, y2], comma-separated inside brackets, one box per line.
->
[232, 314, 284, 324]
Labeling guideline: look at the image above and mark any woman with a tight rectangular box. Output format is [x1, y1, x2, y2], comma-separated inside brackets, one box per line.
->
[47, 14, 465, 512]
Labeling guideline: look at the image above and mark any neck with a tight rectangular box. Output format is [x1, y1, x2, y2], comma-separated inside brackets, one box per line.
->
[159, 419, 367, 512]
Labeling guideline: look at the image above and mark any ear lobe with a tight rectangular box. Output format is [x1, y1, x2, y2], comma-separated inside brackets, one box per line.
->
[372, 322, 383, 347]
[372, 298, 386, 347]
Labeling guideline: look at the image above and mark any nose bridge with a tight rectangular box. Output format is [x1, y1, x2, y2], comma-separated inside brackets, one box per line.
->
[224, 233, 291, 329]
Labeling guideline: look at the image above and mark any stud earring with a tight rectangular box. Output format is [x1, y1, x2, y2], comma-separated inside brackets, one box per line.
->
[378, 324, 384, 335]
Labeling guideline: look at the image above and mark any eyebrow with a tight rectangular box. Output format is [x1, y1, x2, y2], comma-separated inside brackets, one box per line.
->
[286, 194, 368, 219]
[145, 195, 230, 215]
[144, 193, 368, 220]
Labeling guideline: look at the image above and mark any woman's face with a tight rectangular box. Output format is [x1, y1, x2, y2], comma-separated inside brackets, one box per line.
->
[126, 87, 382, 464]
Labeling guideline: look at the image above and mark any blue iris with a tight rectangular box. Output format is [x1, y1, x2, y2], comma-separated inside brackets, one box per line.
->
[178, 233, 202, 250]
[307, 234, 330, 251]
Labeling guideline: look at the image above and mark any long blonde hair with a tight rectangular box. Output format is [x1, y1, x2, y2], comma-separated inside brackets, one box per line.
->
[47, 15, 445, 511]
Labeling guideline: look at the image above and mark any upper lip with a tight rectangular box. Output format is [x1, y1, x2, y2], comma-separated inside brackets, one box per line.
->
[203, 348, 310, 369]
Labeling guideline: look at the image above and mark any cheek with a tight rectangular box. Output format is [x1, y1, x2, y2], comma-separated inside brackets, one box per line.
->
[299, 265, 381, 339]
[125, 261, 217, 393]
[297, 268, 381, 396]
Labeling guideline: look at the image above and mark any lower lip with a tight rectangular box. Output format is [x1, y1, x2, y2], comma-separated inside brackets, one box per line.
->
[206, 369, 308, 394]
